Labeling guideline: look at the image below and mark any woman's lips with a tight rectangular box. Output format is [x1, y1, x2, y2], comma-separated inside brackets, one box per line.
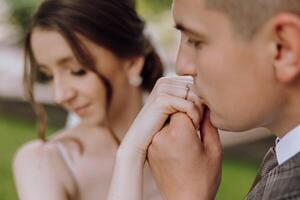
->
[74, 104, 90, 115]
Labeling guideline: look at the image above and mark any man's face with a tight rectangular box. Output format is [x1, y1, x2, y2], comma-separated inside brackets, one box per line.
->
[173, 0, 285, 132]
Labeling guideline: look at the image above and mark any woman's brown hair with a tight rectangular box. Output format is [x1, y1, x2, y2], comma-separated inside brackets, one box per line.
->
[24, 0, 164, 142]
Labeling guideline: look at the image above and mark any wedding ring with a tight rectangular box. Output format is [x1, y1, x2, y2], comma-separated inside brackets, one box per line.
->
[184, 84, 190, 100]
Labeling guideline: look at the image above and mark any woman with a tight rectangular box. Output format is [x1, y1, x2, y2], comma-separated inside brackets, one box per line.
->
[13, 0, 164, 199]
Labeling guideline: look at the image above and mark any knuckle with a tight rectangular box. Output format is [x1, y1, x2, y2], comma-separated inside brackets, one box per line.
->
[156, 83, 167, 94]
[155, 87, 163, 95]
[190, 93, 201, 107]
[152, 78, 164, 91]
[191, 93, 198, 103]
[168, 126, 177, 136]
[147, 143, 155, 155]
[187, 102, 196, 113]
[156, 77, 168, 85]
[151, 133, 160, 145]
[150, 133, 165, 150]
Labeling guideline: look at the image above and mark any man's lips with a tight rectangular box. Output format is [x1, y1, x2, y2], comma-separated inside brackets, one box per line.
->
[198, 96, 206, 105]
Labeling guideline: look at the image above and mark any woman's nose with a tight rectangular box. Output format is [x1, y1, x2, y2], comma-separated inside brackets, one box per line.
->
[53, 76, 76, 105]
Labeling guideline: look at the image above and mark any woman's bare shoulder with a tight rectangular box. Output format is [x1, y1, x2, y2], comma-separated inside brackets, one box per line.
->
[13, 125, 82, 173]
[13, 139, 67, 180]
[13, 138, 76, 199]
[13, 126, 71, 165]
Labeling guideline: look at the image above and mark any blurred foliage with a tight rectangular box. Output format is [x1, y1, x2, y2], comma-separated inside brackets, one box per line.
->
[137, 0, 172, 13]
[4, 0, 172, 44]
[137, 0, 172, 20]
[5, 0, 39, 44]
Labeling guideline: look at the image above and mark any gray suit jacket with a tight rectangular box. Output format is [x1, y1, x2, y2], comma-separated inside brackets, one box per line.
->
[246, 152, 300, 200]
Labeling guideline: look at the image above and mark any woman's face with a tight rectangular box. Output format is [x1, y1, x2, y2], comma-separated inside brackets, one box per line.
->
[31, 28, 135, 125]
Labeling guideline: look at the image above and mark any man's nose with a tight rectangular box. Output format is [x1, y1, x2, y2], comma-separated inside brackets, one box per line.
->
[53, 76, 75, 105]
[175, 42, 197, 76]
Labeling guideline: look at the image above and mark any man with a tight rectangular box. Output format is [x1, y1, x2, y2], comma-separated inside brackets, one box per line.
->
[147, 0, 300, 199]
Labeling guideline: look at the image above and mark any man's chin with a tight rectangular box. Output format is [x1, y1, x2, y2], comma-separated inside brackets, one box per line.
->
[207, 109, 257, 132]
[207, 113, 232, 131]
[214, 122, 253, 133]
[201, 106, 239, 131]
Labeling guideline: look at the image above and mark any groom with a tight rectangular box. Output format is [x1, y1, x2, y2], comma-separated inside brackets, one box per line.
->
[147, 0, 300, 199]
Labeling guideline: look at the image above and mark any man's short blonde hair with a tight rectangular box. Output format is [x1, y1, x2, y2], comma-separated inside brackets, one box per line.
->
[206, 0, 300, 39]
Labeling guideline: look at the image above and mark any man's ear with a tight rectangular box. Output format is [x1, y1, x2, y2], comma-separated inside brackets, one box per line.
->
[273, 13, 300, 83]
[124, 56, 145, 78]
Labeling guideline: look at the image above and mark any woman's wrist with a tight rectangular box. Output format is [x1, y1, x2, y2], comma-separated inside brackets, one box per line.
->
[117, 128, 148, 163]
[108, 145, 146, 200]
[116, 145, 146, 164]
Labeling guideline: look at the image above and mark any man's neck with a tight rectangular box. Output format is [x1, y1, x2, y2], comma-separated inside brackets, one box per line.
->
[268, 94, 300, 138]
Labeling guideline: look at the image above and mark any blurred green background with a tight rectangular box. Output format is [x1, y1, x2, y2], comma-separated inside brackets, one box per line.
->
[0, 0, 259, 199]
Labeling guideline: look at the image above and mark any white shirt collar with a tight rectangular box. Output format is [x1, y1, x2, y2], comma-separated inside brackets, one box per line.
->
[275, 125, 300, 165]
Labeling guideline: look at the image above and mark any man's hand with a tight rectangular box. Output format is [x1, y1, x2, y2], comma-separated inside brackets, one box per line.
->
[147, 111, 222, 200]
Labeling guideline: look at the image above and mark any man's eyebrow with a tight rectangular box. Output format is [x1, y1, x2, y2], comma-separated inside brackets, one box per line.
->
[175, 24, 186, 32]
[174, 23, 204, 38]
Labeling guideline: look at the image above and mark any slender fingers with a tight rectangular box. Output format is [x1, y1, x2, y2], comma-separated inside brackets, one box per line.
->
[155, 94, 201, 129]
[152, 83, 202, 108]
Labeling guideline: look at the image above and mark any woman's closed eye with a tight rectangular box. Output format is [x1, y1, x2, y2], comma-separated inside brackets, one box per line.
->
[36, 68, 87, 83]
[71, 68, 87, 76]
[36, 70, 53, 83]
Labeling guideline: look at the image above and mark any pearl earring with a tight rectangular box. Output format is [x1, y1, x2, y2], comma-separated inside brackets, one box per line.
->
[129, 76, 143, 87]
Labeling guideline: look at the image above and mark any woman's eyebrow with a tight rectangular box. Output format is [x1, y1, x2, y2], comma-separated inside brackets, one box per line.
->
[56, 56, 74, 66]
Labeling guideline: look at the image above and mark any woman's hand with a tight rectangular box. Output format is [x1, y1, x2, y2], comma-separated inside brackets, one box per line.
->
[108, 76, 204, 200]
[118, 76, 203, 159]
